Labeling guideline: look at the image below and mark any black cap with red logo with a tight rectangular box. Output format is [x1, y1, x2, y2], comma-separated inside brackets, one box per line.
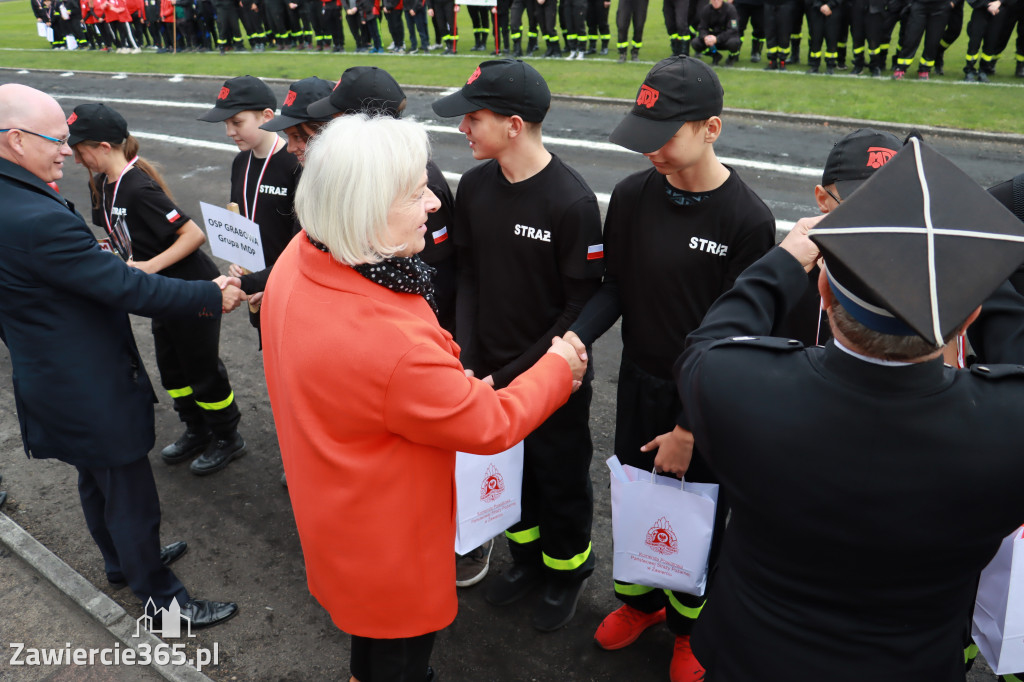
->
[260, 77, 335, 132]
[821, 128, 904, 199]
[609, 56, 724, 154]
[66, 102, 128, 147]
[307, 67, 407, 119]
[431, 59, 551, 123]
[197, 75, 277, 122]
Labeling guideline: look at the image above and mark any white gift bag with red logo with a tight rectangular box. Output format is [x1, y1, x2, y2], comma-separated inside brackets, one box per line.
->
[972, 525, 1024, 675]
[607, 455, 719, 596]
[454, 442, 524, 556]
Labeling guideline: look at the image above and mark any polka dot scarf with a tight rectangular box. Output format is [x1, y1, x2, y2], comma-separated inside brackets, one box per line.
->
[307, 233, 438, 314]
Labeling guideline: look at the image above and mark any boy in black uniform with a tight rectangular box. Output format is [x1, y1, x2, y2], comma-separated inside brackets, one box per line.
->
[805, 0, 842, 72]
[432, 59, 604, 631]
[616, 0, 649, 60]
[198, 76, 301, 335]
[567, 57, 774, 682]
[693, 0, 742, 64]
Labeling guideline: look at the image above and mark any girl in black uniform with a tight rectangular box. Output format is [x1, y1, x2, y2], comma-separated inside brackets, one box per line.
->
[68, 103, 245, 478]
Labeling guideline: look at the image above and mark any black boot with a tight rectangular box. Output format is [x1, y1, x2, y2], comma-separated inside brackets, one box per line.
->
[471, 32, 483, 50]
[1016, 60, 1024, 77]
[527, 35, 538, 53]
[869, 53, 883, 77]
[790, 37, 800, 63]
[630, 46, 639, 61]
[670, 37, 680, 55]
[711, 49, 722, 65]
[964, 59, 978, 82]
[750, 39, 762, 62]
[978, 58, 995, 82]
[617, 47, 627, 62]
[443, 39, 454, 54]
[935, 47, 946, 75]
[680, 38, 690, 56]
[600, 39, 608, 54]
[807, 57, 820, 74]
[764, 56, 778, 70]
[825, 57, 836, 74]
[836, 45, 846, 68]
[161, 425, 213, 465]
[513, 39, 523, 56]
[189, 431, 246, 476]
[851, 52, 864, 75]
[586, 38, 596, 54]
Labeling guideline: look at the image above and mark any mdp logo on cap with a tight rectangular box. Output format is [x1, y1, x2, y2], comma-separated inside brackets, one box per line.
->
[66, 112, 78, 125]
[218, 86, 230, 100]
[480, 463, 505, 502]
[283, 90, 297, 107]
[467, 67, 482, 84]
[866, 146, 897, 169]
[637, 85, 659, 109]
[644, 516, 678, 556]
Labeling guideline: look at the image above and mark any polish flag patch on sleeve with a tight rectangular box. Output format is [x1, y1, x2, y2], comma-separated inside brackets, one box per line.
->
[587, 243, 604, 260]
[432, 226, 448, 244]
[166, 209, 180, 222]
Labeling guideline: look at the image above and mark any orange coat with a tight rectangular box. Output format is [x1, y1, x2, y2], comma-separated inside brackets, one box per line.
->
[261, 234, 572, 638]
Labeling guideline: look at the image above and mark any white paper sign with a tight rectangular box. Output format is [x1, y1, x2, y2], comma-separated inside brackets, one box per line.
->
[37, 22, 47, 38]
[199, 201, 265, 273]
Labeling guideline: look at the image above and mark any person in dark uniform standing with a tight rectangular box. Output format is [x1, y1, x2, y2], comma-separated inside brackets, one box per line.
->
[763, 0, 798, 67]
[212, 0, 246, 51]
[670, 138, 1024, 682]
[615, 0, 648, 60]
[805, 0, 842, 72]
[663, 0, 693, 54]
[432, 59, 604, 631]
[509, 0, 540, 53]
[734, 0, 766, 60]
[0, 84, 241, 629]
[567, 57, 774, 682]
[69, 103, 247, 478]
[892, 0, 951, 77]
[962, 0, 1015, 81]
[584, 0, 610, 53]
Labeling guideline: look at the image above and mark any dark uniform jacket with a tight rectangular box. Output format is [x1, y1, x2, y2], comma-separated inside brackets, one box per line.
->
[0, 158, 221, 468]
[696, 2, 740, 43]
[676, 246, 1024, 682]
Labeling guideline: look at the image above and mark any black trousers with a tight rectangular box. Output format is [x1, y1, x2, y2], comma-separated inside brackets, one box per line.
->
[764, 0, 797, 57]
[350, 632, 436, 682]
[323, 3, 345, 45]
[240, 2, 266, 44]
[897, 0, 951, 69]
[865, 0, 906, 60]
[435, 0, 456, 41]
[846, 0, 868, 61]
[561, 0, 586, 46]
[264, 0, 290, 42]
[509, 0, 538, 41]
[505, 383, 595, 584]
[585, 0, 610, 45]
[662, 0, 691, 45]
[735, 1, 766, 50]
[78, 456, 189, 610]
[965, 1, 1009, 66]
[384, 10, 405, 46]
[537, 0, 558, 43]
[615, 0, 648, 49]
[213, 0, 244, 44]
[468, 3, 489, 43]
[610, 355, 729, 637]
[152, 315, 240, 438]
[806, 1, 841, 61]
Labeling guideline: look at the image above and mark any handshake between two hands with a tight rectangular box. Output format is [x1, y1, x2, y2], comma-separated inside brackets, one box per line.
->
[547, 331, 589, 393]
[213, 275, 248, 314]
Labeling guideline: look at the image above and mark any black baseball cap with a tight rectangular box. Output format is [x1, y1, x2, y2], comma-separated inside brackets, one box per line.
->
[811, 138, 1024, 346]
[66, 103, 128, 146]
[260, 77, 336, 132]
[609, 56, 724, 154]
[821, 128, 903, 199]
[198, 75, 277, 122]
[431, 59, 551, 123]
[307, 67, 407, 119]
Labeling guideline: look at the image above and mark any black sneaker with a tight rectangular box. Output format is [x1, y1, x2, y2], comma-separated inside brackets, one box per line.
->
[485, 562, 542, 605]
[161, 427, 212, 465]
[456, 538, 494, 587]
[189, 432, 245, 476]
[531, 577, 588, 631]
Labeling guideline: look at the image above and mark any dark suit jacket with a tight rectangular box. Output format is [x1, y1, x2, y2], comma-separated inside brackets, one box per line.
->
[0, 158, 221, 468]
[676, 247, 1024, 682]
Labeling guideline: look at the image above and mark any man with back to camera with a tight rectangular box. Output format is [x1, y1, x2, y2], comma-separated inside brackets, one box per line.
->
[664, 137, 1024, 681]
[0, 83, 243, 629]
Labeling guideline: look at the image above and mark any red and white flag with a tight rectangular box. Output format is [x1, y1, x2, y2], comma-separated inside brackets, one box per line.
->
[165, 209, 180, 223]
[587, 243, 604, 260]
[432, 226, 448, 245]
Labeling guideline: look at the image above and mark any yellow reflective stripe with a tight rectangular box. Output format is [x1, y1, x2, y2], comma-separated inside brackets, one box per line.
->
[614, 581, 656, 596]
[505, 526, 540, 544]
[542, 543, 592, 571]
[167, 387, 193, 398]
[195, 392, 235, 411]
[1003, 675, 1022, 682]
[665, 590, 704, 620]
[963, 643, 979, 663]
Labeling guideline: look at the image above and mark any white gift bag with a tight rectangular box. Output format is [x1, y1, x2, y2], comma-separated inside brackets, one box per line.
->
[454, 442, 523, 556]
[607, 455, 719, 596]
[972, 526, 1024, 675]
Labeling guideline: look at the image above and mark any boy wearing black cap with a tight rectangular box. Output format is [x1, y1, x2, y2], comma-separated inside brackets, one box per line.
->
[431, 59, 604, 631]
[566, 56, 774, 682]
[198, 75, 301, 312]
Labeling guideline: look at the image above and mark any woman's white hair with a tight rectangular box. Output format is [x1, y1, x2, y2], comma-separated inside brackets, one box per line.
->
[295, 113, 429, 265]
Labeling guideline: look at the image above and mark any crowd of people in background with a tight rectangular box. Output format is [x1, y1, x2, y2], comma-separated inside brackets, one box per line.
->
[30, 0, 1024, 78]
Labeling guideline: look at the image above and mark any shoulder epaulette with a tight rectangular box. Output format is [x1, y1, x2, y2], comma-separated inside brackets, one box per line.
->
[969, 364, 1024, 380]
[708, 336, 804, 352]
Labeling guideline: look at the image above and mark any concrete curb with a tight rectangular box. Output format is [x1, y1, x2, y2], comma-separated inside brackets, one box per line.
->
[0, 511, 214, 682]
[3, 66, 1023, 144]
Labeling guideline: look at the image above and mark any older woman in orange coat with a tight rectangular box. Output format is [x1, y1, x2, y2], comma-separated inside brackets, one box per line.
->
[261, 114, 587, 682]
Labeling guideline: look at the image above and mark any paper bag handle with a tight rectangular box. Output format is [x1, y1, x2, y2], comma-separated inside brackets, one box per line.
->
[650, 467, 685, 490]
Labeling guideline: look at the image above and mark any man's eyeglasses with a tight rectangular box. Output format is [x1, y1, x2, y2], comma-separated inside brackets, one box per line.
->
[823, 187, 843, 205]
[0, 128, 71, 148]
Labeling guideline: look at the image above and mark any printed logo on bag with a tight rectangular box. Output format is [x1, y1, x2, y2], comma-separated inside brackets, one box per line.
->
[66, 112, 78, 125]
[283, 90, 298, 107]
[636, 85, 660, 109]
[467, 66, 482, 85]
[217, 86, 231, 101]
[480, 463, 505, 502]
[865, 146, 897, 170]
[644, 517, 678, 556]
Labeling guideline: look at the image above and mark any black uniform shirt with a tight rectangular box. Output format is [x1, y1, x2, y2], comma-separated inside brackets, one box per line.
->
[600, 166, 775, 378]
[93, 167, 218, 281]
[454, 154, 604, 386]
[228, 143, 301, 279]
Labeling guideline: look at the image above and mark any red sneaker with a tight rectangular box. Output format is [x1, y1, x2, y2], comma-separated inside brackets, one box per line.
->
[918, 70, 930, 80]
[671, 635, 706, 682]
[893, 69, 906, 79]
[593, 605, 666, 650]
